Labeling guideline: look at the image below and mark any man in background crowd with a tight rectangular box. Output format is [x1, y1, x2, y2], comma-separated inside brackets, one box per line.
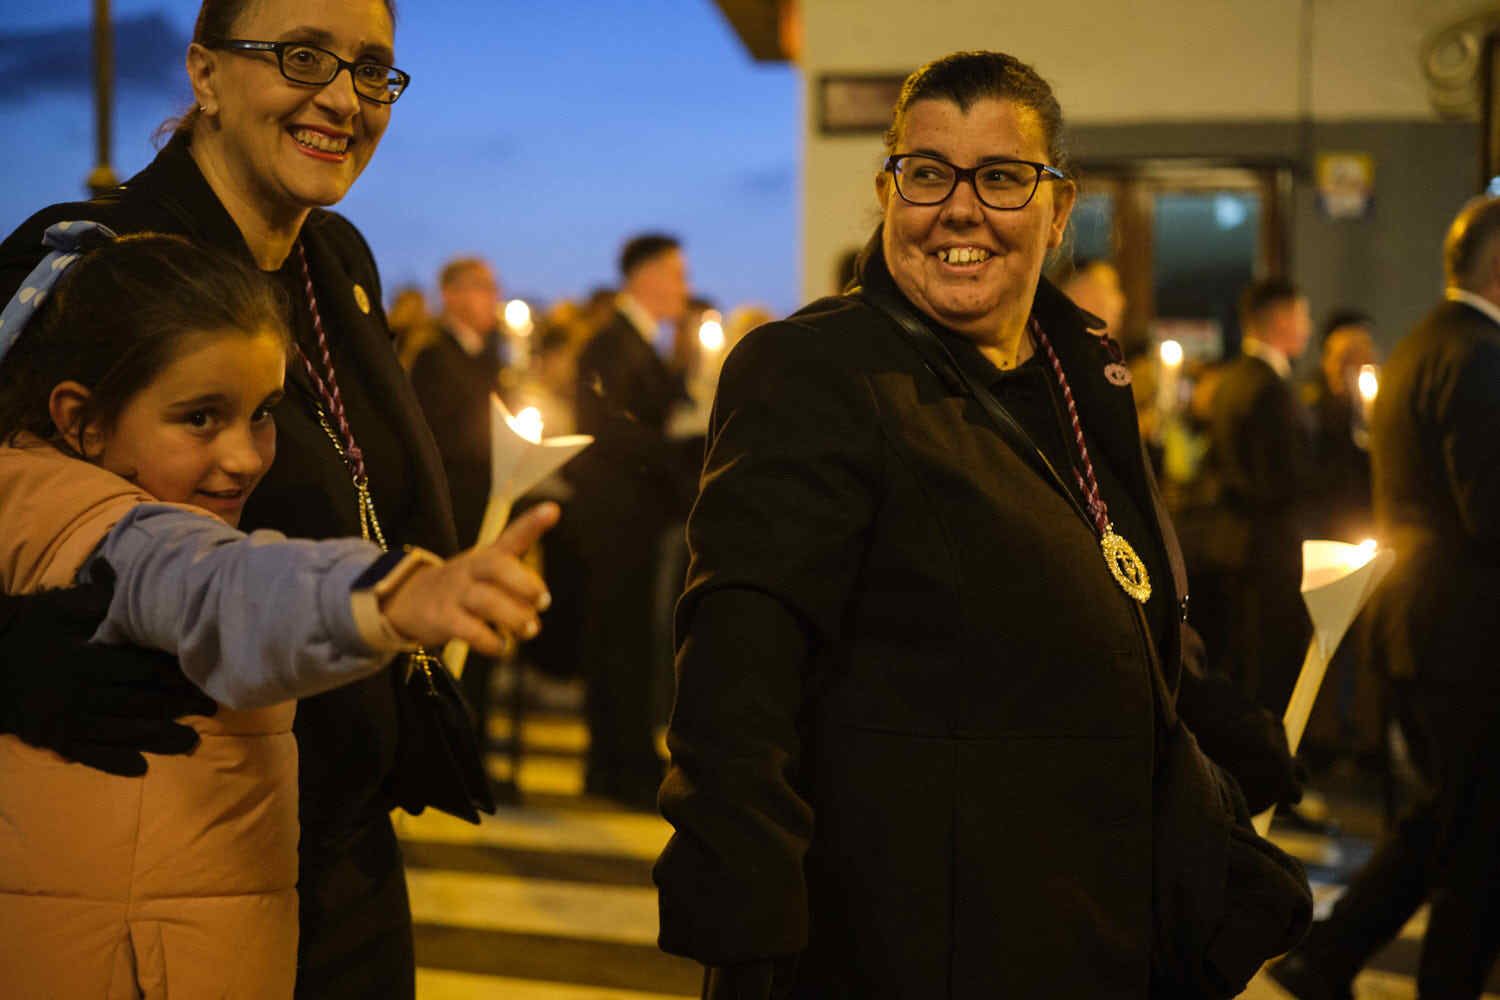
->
[1199, 278, 1313, 718]
[568, 233, 692, 809]
[1059, 257, 1126, 336]
[1305, 309, 1378, 542]
[1273, 195, 1500, 1000]
[409, 256, 507, 727]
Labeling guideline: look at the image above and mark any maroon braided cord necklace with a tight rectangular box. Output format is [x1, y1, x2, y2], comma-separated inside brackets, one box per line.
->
[295, 244, 366, 486]
[1027, 317, 1153, 603]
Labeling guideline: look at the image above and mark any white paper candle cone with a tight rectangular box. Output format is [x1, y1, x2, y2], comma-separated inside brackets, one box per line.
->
[489, 395, 592, 522]
[1252, 539, 1395, 836]
[444, 396, 593, 678]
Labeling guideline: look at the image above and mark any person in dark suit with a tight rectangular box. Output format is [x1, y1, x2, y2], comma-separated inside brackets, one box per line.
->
[1198, 278, 1314, 717]
[655, 52, 1301, 998]
[1272, 197, 1500, 1000]
[569, 233, 691, 808]
[409, 257, 509, 728]
[410, 257, 506, 548]
[0, 1, 555, 994]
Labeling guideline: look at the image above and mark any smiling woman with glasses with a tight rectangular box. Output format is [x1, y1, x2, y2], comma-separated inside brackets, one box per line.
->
[655, 49, 1309, 999]
[0, 1, 559, 997]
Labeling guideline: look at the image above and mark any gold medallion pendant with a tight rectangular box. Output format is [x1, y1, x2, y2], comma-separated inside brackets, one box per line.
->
[1101, 526, 1151, 603]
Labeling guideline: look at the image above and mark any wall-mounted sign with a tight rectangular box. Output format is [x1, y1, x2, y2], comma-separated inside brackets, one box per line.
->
[818, 74, 906, 134]
[1316, 152, 1376, 220]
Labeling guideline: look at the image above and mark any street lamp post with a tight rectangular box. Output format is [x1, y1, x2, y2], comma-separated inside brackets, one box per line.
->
[87, 0, 119, 197]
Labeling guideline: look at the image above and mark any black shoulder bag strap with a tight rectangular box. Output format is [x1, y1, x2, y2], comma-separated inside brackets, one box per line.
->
[852, 282, 1099, 543]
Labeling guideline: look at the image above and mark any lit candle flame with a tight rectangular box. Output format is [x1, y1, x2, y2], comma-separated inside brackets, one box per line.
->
[507, 406, 544, 444]
[698, 318, 725, 352]
[1357, 364, 1379, 403]
[1346, 538, 1379, 570]
[504, 299, 533, 336]
[1159, 339, 1184, 367]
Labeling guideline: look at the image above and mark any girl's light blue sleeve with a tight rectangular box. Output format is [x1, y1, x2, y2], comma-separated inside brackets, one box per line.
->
[89, 503, 394, 710]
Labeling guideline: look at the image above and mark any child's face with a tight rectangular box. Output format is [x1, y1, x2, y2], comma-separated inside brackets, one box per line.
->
[98, 330, 286, 527]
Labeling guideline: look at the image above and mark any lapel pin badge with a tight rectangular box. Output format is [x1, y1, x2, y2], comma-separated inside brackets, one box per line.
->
[352, 283, 371, 315]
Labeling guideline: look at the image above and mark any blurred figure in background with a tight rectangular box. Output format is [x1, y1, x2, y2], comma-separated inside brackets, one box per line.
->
[569, 233, 693, 809]
[390, 285, 438, 371]
[671, 296, 721, 397]
[1299, 309, 1383, 772]
[1273, 195, 1500, 1000]
[409, 256, 508, 731]
[1198, 278, 1313, 718]
[1304, 309, 1378, 543]
[1059, 257, 1126, 335]
[410, 257, 506, 546]
[515, 321, 589, 686]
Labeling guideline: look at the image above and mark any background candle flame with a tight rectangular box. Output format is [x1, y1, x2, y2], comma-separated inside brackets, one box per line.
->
[503, 299, 533, 336]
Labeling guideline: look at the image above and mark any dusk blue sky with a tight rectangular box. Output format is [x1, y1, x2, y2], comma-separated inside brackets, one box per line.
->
[0, 1, 801, 314]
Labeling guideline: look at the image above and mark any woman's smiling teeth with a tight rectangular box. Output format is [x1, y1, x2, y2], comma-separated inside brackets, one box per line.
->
[291, 129, 349, 154]
[937, 247, 992, 265]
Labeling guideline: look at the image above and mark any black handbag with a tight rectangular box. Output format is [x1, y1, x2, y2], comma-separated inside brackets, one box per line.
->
[386, 650, 497, 824]
[856, 279, 1313, 997]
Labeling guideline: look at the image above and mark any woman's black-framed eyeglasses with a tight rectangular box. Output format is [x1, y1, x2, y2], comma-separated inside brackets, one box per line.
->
[885, 154, 1067, 210]
[210, 39, 411, 105]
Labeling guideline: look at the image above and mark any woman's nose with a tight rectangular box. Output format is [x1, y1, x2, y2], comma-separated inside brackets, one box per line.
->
[941, 177, 985, 222]
[313, 67, 363, 119]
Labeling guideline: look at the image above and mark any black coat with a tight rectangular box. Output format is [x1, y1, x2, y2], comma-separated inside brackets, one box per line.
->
[409, 325, 503, 546]
[655, 246, 1199, 997]
[1199, 352, 1313, 712]
[1367, 296, 1500, 691]
[0, 134, 458, 996]
[1305, 382, 1373, 543]
[569, 308, 692, 538]
[1203, 352, 1312, 574]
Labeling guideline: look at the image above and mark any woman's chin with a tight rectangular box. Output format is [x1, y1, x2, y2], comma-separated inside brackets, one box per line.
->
[276, 169, 358, 210]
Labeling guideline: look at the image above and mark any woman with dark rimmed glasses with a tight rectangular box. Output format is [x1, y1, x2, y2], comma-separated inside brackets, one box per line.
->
[655, 50, 1305, 998]
[0, 1, 555, 996]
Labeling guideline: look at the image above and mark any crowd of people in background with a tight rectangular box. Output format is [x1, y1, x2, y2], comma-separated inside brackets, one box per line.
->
[0, 4, 1495, 993]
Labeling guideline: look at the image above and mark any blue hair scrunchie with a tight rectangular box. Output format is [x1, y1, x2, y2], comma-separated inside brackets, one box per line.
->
[0, 220, 118, 365]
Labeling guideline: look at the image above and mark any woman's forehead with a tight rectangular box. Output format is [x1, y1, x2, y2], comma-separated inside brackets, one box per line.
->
[896, 97, 1045, 156]
[231, 0, 394, 50]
